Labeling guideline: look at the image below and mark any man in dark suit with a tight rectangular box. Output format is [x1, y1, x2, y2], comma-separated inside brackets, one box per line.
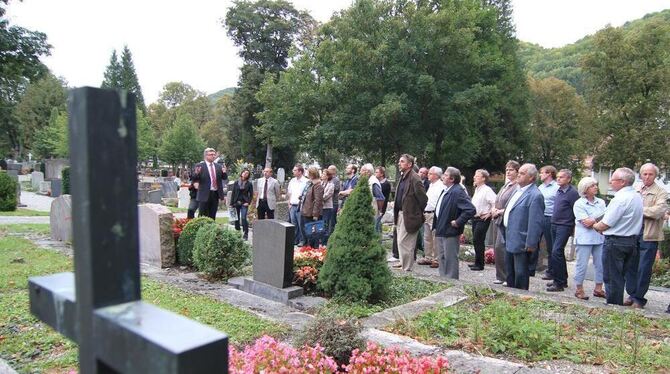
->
[393, 154, 428, 271]
[256, 167, 281, 219]
[192, 147, 227, 219]
[433, 167, 476, 279]
[504, 163, 545, 290]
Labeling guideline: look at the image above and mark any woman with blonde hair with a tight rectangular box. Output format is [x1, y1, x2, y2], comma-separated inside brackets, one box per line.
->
[300, 167, 324, 247]
[572, 176, 606, 299]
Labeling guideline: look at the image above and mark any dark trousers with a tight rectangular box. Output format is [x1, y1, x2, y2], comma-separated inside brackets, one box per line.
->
[472, 218, 491, 268]
[257, 199, 274, 219]
[529, 215, 553, 275]
[505, 250, 530, 290]
[234, 205, 249, 237]
[187, 198, 198, 219]
[198, 190, 219, 219]
[330, 200, 339, 235]
[603, 235, 637, 305]
[549, 224, 573, 287]
[392, 226, 399, 259]
[626, 239, 658, 306]
[321, 208, 334, 245]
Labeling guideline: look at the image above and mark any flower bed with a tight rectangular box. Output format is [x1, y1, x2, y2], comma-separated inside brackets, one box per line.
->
[172, 217, 191, 242]
[293, 245, 327, 293]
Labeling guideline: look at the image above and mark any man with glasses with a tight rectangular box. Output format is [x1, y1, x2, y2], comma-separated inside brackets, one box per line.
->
[193, 148, 227, 219]
[593, 168, 643, 306]
[287, 163, 308, 246]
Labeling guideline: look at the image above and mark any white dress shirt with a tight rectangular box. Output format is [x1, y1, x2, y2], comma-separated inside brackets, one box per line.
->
[471, 184, 496, 217]
[503, 184, 531, 227]
[425, 180, 447, 212]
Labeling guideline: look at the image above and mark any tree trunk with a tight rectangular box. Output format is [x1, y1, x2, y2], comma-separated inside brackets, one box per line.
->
[265, 142, 273, 169]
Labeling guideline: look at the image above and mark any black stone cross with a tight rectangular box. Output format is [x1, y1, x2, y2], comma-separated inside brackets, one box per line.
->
[28, 88, 228, 373]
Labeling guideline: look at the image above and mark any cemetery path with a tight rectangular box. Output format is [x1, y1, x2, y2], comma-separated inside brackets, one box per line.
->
[0, 216, 50, 224]
[19, 191, 53, 212]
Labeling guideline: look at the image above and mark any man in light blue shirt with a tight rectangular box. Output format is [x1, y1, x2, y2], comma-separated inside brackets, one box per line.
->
[533, 165, 558, 277]
[594, 167, 643, 306]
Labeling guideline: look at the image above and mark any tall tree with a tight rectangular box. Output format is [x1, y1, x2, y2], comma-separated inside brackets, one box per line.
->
[582, 19, 670, 168]
[526, 77, 591, 173]
[224, 0, 315, 167]
[158, 112, 205, 170]
[0, 0, 51, 158]
[31, 107, 68, 159]
[99, 46, 146, 113]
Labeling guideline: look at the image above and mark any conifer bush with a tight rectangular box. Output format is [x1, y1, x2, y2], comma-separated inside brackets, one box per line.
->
[317, 176, 391, 302]
[176, 216, 214, 266]
[0, 172, 17, 211]
[193, 223, 250, 280]
[295, 313, 365, 366]
[61, 167, 70, 195]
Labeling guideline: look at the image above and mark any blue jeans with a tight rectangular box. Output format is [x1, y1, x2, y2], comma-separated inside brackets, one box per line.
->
[603, 235, 637, 305]
[234, 205, 249, 236]
[529, 215, 553, 275]
[549, 224, 573, 287]
[375, 213, 383, 234]
[321, 208, 334, 245]
[625, 239, 658, 306]
[505, 250, 530, 290]
[289, 204, 303, 245]
[574, 244, 603, 285]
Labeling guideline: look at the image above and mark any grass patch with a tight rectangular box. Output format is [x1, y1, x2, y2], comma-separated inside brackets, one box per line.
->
[0, 208, 49, 216]
[167, 206, 188, 213]
[0, 224, 50, 236]
[389, 286, 670, 373]
[0, 235, 287, 373]
[320, 275, 449, 318]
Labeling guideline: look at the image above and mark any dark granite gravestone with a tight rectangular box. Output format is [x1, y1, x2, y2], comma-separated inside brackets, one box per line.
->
[51, 178, 62, 197]
[28, 88, 228, 373]
[228, 219, 303, 304]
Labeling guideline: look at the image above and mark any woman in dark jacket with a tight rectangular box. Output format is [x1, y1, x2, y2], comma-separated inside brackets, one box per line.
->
[231, 169, 253, 240]
[300, 167, 324, 247]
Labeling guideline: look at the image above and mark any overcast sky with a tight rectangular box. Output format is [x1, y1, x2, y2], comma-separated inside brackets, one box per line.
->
[6, 0, 670, 103]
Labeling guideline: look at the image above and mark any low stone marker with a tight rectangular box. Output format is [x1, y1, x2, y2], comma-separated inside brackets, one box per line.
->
[275, 201, 289, 221]
[31, 171, 44, 190]
[161, 180, 178, 198]
[51, 179, 62, 197]
[139, 204, 176, 268]
[229, 219, 303, 304]
[50, 195, 72, 242]
[177, 186, 190, 208]
[147, 189, 162, 204]
[39, 180, 51, 194]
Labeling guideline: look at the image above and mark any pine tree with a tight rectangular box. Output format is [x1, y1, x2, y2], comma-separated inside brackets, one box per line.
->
[119, 46, 146, 113]
[101, 50, 121, 89]
[317, 176, 392, 303]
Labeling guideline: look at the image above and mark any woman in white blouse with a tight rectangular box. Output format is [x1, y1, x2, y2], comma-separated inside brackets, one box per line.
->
[573, 177, 606, 300]
[469, 169, 497, 271]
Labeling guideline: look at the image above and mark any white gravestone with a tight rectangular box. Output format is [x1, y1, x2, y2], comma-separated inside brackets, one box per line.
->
[178, 187, 190, 209]
[277, 168, 285, 184]
[31, 171, 44, 190]
[39, 181, 51, 194]
[138, 204, 176, 268]
[50, 195, 72, 242]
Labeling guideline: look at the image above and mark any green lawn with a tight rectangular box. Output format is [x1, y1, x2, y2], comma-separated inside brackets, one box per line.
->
[0, 224, 50, 236]
[0, 234, 287, 373]
[389, 287, 670, 373]
[0, 208, 49, 216]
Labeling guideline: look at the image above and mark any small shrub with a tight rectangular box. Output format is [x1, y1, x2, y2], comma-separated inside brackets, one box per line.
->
[659, 228, 670, 259]
[344, 342, 449, 372]
[176, 217, 214, 266]
[61, 167, 70, 195]
[193, 223, 250, 280]
[651, 258, 670, 288]
[0, 172, 17, 211]
[229, 335, 337, 373]
[296, 313, 365, 366]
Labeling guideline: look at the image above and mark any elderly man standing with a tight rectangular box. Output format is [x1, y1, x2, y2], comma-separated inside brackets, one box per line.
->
[418, 167, 446, 268]
[393, 154, 428, 271]
[624, 163, 668, 308]
[256, 167, 281, 219]
[531, 165, 558, 277]
[193, 147, 227, 219]
[504, 163, 545, 290]
[490, 161, 520, 284]
[433, 167, 476, 279]
[546, 169, 580, 292]
[593, 168, 643, 306]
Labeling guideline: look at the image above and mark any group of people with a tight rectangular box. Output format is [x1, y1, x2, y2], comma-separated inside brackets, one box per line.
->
[189, 147, 669, 311]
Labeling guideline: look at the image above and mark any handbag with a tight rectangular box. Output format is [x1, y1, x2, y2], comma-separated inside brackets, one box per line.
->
[304, 220, 325, 238]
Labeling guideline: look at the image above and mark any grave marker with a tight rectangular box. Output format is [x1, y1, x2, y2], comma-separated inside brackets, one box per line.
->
[28, 87, 228, 373]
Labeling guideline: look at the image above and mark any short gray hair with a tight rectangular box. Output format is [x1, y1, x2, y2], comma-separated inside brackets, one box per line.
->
[522, 163, 538, 179]
[429, 166, 443, 178]
[614, 167, 636, 186]
[475, 169, 490, 182]
[203, 147, 215, 157]
[361, 163, 374, 174]
[445, 166, 461, 184]
[558, 169, 572, 180]
[577, 176, 598, 197]
[640, 163, 659, 176]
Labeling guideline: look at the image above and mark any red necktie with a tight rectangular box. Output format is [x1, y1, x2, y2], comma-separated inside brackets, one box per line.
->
[210, 163, 217, 190]
[263, 178, 268, 199]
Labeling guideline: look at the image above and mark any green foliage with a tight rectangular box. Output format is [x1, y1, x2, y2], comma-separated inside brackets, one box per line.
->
[32, 107, 68, 159]
[99, 46, 146, 113]
[158, 112, 205, 168]
[0, 171, 17, 211]
[193, 223, 251, 280]
[659, 227, 670, 259]
[318, 176, 392, 302]
[295, 313, 365, 366]
[582, 19, 670, 168]
[207, 87, 236, 103]
[61, 166, 70, 195]
[136, 108, 156, 162]
[176, 217, 214, 266]
[101, 50, 121, 89]
[651, 258, 670, 288]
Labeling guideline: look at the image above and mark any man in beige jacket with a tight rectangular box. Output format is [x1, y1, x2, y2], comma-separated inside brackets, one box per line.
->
[625, 163, 668, 308]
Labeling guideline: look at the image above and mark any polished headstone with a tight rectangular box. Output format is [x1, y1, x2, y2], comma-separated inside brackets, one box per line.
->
[50, 195, 72, 242]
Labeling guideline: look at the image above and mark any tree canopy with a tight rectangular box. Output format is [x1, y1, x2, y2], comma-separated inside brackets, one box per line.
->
[100, 45, 146, 112]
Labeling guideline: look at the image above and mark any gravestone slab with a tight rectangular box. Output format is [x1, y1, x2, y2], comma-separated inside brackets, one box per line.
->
[138, 188, 150, 203]
[50, 195, 72, 242]
[277, 168, 285, 184]
[51, 179, 62, 197]
[160, 181, 178, 198]
[39, 180, 51, 194]
[275, 201, 289, 222]
[31, 171, 43, 189]
[252, 219, 295, 288]
[139, 203, 176, 268]
[148, 189, 162, 204]
[178, 187, 190, 208]
[18, 174, 30, 182]
[44, 158, 69, 180]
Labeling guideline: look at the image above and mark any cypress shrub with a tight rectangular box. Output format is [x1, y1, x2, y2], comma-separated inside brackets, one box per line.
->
[61, 167, 70, 195]
[318, 176, 391, 302]
[176, 217, 214, 266]
[193, 223, 250, 280]
[0, 172, 17, 211]
[295, 313, 365, 366]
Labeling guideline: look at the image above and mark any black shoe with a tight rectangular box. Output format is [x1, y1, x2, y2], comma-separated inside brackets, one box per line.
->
[541, 274, 554, 281]
[468, 264, 481, 269]
[470, 266, 484, 271]
[546, 284, 565, 292]
[546, 281, 556, 287]
[666, 305, 670, 314]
